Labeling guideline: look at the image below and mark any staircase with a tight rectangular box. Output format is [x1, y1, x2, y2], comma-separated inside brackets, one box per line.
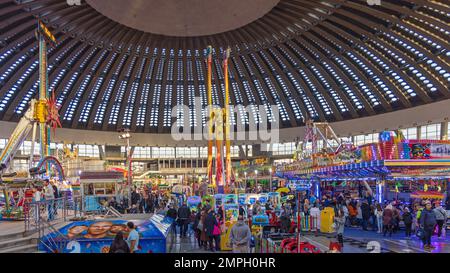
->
[0, 231, 39, 253]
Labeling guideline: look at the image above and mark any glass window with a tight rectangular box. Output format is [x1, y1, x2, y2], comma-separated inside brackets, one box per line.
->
[76, 144, 100, 157]
[132, 147, 151, 158]
[420, 123, 441, 140]
[401, 127, 417, 139]
[447, 122, 450, 140]
[0, 139, 8, 149]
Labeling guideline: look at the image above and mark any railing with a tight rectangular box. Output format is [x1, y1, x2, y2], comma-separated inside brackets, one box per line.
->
[24, 195, 82, 234]
[38, 217, 69, 253]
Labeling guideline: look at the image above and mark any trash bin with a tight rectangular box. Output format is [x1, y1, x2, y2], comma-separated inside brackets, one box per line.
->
[320, 207, 335, 233]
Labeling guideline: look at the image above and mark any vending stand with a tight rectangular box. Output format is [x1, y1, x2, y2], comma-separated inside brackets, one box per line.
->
[80, 171, 124, 212]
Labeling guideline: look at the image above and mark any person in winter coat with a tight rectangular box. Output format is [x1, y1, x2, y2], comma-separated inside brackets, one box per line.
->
[229, 215, 252, 253]
[279, 212, 291, 233]
[382, 204, 394, 237]
[166, 205, 177, 236]
[361, 200, 371, 231]
[177, 203, 191, 238]
[212, 214, 222, 251]
[199, 211, 208, 249]
[203, 207, 218, 251]
[392, 206, 400, 233]
[109, 231, 130, 253]
[433, 202, 447, 238]
[420, 201, 437, 250]
[131, 188, 141, 206]
[375, 204, 383, 233]
[402, 207, 413, 238]
[192, 209, 204, 248]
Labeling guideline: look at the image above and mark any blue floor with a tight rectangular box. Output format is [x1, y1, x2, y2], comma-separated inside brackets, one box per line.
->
[342, 227, 450, 253]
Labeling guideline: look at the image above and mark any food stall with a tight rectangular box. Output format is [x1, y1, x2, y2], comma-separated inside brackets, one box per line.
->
[80, 171, 124, 212]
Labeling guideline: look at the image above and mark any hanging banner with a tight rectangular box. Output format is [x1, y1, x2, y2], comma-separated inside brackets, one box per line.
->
[429, 144, 450, 158]
[409, 143, 450, 159]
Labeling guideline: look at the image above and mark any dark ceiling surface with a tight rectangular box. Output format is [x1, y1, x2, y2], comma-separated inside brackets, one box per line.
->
[0, 0, 448, 134]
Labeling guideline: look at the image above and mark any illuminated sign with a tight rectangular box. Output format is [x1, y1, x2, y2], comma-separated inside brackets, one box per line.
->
[288, 180, 313, 191]
[240, 160, 250, 166]
[255, 157, 268, 165]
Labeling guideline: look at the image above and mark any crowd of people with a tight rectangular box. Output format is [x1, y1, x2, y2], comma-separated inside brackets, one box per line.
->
[107, 186, 168, 214]
[164, 200, 252, 253]
[293, 191, 448, 251]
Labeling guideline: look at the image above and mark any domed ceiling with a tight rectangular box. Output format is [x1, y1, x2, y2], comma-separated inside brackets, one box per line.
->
[0, 0, 448, 134]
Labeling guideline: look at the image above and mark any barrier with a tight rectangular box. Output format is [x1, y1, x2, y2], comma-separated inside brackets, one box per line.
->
[24, 195, 82, 233]
[258, 238, 283, 253]
[295, 214, 320, 232]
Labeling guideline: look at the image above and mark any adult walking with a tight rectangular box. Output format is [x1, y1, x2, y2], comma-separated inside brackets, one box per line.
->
[402, 207, 413, 238]
[420, 201, 437, 250]
[166, 204, 178, 236]
[44, 180, 55, 221]
[433, 202, 447, 239]
[204, 207, 217, 251]
[193, 209, 204, 248]
[229, 215, 252, 253]
[199, 209, 208, 249]
[177, 202, 191, 238]
[212, 214, 222, 251]
[361, 200, 371, 231]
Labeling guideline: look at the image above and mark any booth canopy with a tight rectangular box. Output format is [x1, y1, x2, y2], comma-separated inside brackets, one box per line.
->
[410, 191, 444, 200]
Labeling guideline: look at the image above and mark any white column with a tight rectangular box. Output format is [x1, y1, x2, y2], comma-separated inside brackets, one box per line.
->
[441, 121, 449, 140]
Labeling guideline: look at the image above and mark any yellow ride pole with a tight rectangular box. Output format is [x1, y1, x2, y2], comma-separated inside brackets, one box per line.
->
[223, 48, 231, 190]
[206, 46, 214, 185]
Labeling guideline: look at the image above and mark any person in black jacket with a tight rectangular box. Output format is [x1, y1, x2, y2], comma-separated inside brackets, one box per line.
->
[402, 207, 413, 238]
[203, 207, 218, 251]
[131, 188, 141, 207]
[52, 182, 59, 216]
[279, 212, 291, 233]
[109, 232, 130, 253]
[177, 203, 191, 238]
[192, 208, 203, 247]
[166, 205, 178, 236]
[361, 200, 371, 231]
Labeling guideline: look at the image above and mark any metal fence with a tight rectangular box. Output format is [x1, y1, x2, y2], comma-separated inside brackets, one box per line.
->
[24, 195, 83, 234]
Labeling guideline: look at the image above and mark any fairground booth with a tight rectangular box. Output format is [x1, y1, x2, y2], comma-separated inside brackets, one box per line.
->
[38, 214, 174, 253]
[278, 131, 450, 204]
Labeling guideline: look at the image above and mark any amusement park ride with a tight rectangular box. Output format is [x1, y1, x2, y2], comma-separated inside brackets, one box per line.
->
[205, 46, 235, 194]
[0, 21, 64, 220]
[292, 119, 373, 195]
